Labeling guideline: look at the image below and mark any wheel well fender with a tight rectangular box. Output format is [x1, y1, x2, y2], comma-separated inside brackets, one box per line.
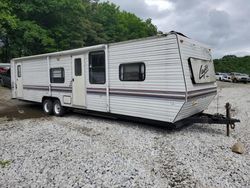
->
[42, 96, 60, 104]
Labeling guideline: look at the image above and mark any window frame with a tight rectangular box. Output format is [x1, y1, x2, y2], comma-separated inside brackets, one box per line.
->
[119, 62, 146, 82]
[74, 58, 82, 77]
[50, 67, 65, 83]
[89, 50, 106, 84]
[17, 65, 21, 78]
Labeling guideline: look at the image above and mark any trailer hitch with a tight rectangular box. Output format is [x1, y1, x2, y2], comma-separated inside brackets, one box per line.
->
[179, 102, 240, 136]
[225, 102, 236, 136]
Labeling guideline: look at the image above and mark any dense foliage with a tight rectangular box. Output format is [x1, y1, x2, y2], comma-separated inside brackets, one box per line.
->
[214, 55, 250, 75]
[0, 0, 158, 62]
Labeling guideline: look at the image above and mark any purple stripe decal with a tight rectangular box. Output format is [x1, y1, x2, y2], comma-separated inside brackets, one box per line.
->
[23, 87, 48, 91]
[23, 85, 49, 91]
[22, 85, 217, 99]
[187, 90, 217, 99]
[87, 90, 185, 99]
[51, 89, 72, 93]
[188, 87, 217, 94]
[87, 88, 186, 95]
[87, 88, 106, 91]
[110, 92, 185, 100]
[51, 87, 72, 92]
[87, 87, 217, 95]
[87, 87, 217, 100]
[87, 90, 106, 94]
[111, 88, 186, 95]
[23, 85, 72, 92]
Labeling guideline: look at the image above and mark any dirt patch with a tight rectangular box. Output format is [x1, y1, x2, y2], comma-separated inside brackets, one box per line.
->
[0, 104, 47, 120]
[0, 87, 46, 120]
[216, 81, 249, 88]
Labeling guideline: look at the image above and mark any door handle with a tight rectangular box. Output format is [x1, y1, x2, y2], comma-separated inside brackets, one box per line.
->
[72, 78, 74, 82]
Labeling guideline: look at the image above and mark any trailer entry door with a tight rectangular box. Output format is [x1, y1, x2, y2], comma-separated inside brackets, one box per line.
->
[72, 55, 86, 107]
[16, 63, 23, 98]
[188, 58, 216, 84]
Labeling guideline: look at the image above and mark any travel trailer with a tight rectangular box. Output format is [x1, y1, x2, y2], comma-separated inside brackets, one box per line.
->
[11, 31, 217, 125]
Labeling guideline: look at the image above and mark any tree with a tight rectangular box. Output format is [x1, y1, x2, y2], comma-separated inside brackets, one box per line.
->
[0, 0, 17, 62]
[0, 0, 158, 62]
[214, 55, 250, 75]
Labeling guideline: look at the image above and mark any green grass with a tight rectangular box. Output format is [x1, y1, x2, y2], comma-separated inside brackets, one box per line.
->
[0, 160, 11, 168]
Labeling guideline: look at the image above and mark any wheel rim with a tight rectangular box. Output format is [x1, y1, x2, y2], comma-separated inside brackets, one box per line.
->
[54, 103, 61, 114]
[44, 102, 49, 113]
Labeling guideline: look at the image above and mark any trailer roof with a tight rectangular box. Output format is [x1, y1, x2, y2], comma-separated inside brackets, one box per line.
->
[108, 33, 171, 46]
[12, 32, 186, 62]
[12, 44, 106, 61]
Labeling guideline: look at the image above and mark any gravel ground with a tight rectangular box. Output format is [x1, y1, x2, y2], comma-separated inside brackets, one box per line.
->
[0, 82, 249, 188]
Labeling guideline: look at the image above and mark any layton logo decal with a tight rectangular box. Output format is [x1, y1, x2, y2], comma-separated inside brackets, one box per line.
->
[199, 64, 209, 79]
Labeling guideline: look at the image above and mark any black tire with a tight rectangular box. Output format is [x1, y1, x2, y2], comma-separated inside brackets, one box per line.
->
[53, 99, 65, 117]
[43, 99, 53, 115]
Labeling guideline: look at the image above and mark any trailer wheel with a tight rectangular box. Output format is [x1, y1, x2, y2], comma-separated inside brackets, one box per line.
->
[53, 99, 65, 117]
[43, 99, 53, 115]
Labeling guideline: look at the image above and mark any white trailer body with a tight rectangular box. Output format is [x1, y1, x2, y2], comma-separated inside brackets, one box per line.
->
[11, 32, 217, 124]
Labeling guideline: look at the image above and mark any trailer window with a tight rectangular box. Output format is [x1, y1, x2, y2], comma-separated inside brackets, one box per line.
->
[17, 65, 21, 77]
[119, 63, 145, 81]
[50, 68, 65, 83]
[74, 58, 82, 76]
[89, 51, 105, 84]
